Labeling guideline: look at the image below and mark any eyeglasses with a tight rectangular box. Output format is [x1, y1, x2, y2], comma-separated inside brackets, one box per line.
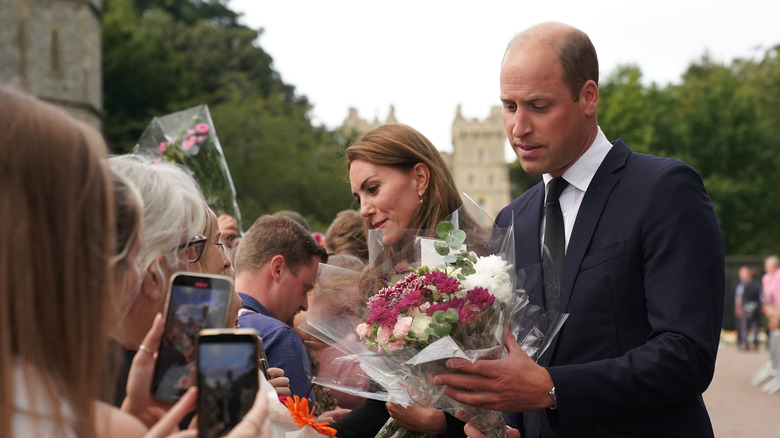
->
[176, 234, 207, 263]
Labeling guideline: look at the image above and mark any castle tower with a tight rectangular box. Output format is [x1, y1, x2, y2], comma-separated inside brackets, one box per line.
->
[0, 0, 103, 130]
[450, 105, 510, 218]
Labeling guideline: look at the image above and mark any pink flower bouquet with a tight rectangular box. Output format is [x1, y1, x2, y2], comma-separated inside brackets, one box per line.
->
[133, 104, 242, 229]
[302, 200, 568, 438]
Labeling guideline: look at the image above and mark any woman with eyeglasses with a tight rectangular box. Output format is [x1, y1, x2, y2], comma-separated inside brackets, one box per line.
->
[0, 85, 269, 437]
[108, 155, 209, 407]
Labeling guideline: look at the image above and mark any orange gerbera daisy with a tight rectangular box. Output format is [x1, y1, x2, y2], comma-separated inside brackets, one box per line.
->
[283, 395, 337, 437]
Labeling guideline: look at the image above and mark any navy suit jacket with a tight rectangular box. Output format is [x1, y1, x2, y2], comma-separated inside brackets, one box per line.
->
[496, 140, 724, 437]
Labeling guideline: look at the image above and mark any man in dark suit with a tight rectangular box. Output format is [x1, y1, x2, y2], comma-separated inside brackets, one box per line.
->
[435, 22, 724, 437]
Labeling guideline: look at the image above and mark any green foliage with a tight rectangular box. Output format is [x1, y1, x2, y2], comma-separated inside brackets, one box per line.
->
[431, 221, 477, 279]
[102, 0, 352, 230]
[597, 48, 780, 255]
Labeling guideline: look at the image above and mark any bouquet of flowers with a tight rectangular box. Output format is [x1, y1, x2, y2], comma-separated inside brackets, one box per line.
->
[133, 104, 242, 230]
[302, 199, 568, 438]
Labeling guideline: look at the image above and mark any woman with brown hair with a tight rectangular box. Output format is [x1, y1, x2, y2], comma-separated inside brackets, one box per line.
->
[329, 124, 468, 438]
[0, 85, 268, 438]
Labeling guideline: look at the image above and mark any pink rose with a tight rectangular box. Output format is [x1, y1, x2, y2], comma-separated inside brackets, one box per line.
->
[187, 129, 196, 136]
[386, 340, 406, 351]
[195, 123, 210, 134]
[159, 142, 167, 153]
[393, 316, 413, 339]
[196, 135, 208, 143]
[182, 136, 196, 151]
[356, 323, 371, 339]
[378, 326, 391, 344]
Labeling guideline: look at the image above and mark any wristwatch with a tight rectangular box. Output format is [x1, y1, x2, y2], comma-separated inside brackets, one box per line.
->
[548, 386, 558, 410]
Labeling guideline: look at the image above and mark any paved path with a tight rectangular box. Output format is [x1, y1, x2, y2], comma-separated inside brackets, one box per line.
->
[704, 342, 780, 437]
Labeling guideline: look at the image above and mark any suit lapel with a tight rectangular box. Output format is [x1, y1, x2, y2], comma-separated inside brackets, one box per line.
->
[515, 183, 544, 268]
[559, 141, 631, 311]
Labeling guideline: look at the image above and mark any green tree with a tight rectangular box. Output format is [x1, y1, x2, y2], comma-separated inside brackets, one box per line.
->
[102, 0, 353, 229]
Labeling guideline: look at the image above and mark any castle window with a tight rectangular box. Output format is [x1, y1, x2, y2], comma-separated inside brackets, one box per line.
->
[50, 30, 62, 76]
[468, 175, 474, 186]
[478, 149, 484, 161]
[489, 175, 494, 186]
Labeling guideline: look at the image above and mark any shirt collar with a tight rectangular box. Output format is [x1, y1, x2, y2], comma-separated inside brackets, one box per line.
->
[237, 292, 271, 317]
[543, 126, 612, 193]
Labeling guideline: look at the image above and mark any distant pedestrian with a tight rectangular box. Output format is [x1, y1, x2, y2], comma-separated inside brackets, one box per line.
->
[735, 266, 762, 351]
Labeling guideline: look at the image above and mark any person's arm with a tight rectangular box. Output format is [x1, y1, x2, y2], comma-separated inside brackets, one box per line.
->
[438, 163, 724, 429]
[545, 163, 724, 429]
[331, 398, 390, 438]
[262, 326, 313, 399]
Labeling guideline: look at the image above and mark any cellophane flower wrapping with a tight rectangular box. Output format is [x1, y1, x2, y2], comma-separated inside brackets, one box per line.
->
[133, 104, 243, 230]
[302, 198, 569, 438]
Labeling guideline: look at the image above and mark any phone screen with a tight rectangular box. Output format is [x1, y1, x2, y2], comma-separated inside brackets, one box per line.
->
[197, 329, 259, 437]
[151, 273, 233, 401]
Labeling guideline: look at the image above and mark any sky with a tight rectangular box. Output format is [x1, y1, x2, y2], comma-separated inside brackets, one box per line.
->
[229, 0, 779, 161]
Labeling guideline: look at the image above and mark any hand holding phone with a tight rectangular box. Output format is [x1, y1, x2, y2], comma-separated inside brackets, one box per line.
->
[197, 328, 260, 437]
[151, 272, 234, 401]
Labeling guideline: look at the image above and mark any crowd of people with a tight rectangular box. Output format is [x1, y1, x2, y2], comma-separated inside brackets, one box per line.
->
[744, 256, 780, 395]
[3, 21, 732, 438]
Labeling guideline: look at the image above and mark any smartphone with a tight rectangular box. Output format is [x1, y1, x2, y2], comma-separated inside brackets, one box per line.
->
[197, 328, 260, 438]
[150, 272, 234, 402]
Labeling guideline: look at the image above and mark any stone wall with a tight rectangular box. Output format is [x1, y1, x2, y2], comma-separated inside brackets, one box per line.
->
[0, 0, 102, 130]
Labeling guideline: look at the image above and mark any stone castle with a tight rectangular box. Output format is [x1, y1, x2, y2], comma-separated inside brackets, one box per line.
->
[0, 0, 103, 130]
[342, 105, 511, 218]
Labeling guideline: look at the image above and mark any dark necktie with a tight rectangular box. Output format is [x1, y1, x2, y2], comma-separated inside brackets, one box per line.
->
[542, 177, 569, 309]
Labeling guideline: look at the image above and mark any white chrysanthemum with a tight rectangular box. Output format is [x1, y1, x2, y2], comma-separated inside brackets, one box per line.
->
[460, 254, 513, 303]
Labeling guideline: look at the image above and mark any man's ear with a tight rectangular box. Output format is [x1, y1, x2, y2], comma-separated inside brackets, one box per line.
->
[581, 79, 599, 117]
[269, 255, 286, 282]
[413, 162, 431, 195]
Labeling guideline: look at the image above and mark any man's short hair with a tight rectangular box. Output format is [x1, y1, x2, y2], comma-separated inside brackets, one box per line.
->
[234, 214, 327, 274]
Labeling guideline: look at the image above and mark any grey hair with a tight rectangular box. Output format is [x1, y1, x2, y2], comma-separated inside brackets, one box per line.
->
[108, 155, 207, 273]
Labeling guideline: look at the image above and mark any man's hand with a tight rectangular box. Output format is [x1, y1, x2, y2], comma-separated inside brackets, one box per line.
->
[434, 332, 555, 412]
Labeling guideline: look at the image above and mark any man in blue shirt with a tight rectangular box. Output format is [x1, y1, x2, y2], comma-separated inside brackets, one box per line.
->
[233, 214, 328, 400]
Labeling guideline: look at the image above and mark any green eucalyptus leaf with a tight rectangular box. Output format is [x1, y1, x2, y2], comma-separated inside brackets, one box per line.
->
[443, 254, 459, 264]
[434, 241, 450, 256]
[436, 221, 454, 238]
[434, 322, 452, 337]
[432, 310, 447, 324]
[445, 307, 460, 323]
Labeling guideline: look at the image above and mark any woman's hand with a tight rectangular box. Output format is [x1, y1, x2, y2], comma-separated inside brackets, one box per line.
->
[121, 313, 176, 428]
[318, 407, 351, 424]
[464, 421, 521, 438]
[142, 387, 198, 438]
[386, 403, 446, 435]
[267, 367, 291, 397]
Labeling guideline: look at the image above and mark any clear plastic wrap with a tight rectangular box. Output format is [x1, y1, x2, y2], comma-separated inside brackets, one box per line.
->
[302, 198, 568, 438]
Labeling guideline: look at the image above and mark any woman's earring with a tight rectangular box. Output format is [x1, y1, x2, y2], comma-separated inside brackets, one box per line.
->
[419, 193, 423, 204]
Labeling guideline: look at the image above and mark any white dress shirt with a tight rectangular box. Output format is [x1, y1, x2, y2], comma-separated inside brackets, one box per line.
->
[541, 127, 613, 255]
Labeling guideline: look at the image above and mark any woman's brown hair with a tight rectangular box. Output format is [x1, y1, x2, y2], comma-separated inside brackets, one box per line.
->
[346, 124, 462, 232]
[0, 85, 114, 438]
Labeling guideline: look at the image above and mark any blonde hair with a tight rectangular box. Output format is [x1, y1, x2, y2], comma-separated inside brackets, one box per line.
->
[0, 85, 114, 438]
[324, 210, 368, 262]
